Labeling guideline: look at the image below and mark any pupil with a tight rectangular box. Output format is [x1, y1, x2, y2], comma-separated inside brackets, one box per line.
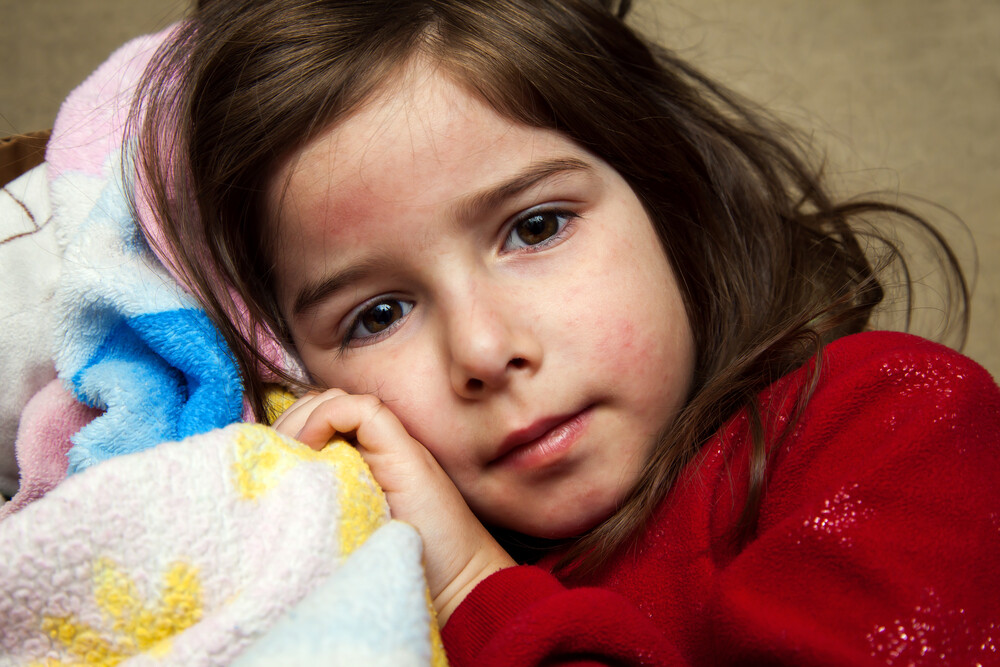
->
[517, 214, 557, 245]
[363, 301, 400, 332]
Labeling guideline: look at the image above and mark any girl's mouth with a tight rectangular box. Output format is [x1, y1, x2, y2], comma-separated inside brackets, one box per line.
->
[490, 406, 593, 470]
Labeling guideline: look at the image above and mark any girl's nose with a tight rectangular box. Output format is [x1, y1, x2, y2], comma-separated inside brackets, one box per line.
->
[445, 291, 542, 399]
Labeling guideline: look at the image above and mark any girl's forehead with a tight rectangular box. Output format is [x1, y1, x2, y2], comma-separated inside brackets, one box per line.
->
[271, 60, 577, 227]
[265, 60, 624, 319]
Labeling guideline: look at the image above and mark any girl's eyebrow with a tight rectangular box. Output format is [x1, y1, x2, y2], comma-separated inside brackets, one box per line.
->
[292, 260, 386, 317]
[454, 156, 593, 223]
[291, 156, 594, 317]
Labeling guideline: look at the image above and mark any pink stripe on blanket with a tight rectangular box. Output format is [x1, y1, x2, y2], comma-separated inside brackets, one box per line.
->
[0, 380, 102, 520]
[46, 29, 175, 181]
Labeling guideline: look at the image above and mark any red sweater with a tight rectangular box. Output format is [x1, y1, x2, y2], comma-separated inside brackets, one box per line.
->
[442, 332, 1000, 666]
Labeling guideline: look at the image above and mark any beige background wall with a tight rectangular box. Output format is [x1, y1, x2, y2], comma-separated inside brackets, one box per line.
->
[2, 0, 997, 379]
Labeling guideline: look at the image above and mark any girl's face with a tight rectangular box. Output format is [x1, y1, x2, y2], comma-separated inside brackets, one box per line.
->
[269, 61, 695, 538]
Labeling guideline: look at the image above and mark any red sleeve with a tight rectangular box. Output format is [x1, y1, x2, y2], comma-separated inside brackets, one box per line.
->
[710, 332, 1000, 665]
[442, 565, 687, 666]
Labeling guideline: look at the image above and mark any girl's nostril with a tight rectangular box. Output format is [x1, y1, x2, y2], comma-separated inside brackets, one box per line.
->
[467, 378, 484, 391]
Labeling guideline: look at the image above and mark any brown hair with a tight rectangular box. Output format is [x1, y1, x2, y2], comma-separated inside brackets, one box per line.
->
[130, 0, 968, 573]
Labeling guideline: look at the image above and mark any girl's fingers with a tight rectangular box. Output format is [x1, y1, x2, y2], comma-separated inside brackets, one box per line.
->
[287, 392, 442, 503]
[273, 390, 420, 472]
[296, 393, 421, 467]
[270, 388, 346, 448]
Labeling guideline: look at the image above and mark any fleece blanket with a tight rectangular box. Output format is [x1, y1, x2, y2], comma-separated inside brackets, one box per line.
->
[0, 423, 443, 666]
[0, 26, 446, 666]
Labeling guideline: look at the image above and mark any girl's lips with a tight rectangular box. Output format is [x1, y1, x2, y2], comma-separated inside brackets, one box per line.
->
[491, 407, 593, 469]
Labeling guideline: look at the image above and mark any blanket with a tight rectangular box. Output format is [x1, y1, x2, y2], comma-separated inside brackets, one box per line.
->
[0, 26, 446, 666]
[1, 423, 443, 666]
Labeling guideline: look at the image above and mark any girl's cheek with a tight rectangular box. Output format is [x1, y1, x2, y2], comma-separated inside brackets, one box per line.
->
[344, 351, 438, 422]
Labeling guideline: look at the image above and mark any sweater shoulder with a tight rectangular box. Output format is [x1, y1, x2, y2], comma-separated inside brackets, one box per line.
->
[796, 330, 998, 439]
[756, 331, 1000, 529]
[820, 330, 994, 388]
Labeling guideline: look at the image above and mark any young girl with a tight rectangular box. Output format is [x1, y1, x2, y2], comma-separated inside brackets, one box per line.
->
[131, 0, 1000, 664]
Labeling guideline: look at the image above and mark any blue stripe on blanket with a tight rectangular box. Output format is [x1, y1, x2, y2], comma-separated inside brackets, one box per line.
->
[67, 308, 243, 474]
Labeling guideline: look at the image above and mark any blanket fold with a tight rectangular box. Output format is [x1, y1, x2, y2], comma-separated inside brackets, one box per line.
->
[45, 28, 243, 474]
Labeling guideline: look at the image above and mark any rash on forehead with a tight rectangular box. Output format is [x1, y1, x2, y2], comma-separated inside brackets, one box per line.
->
[272, 64, 548, 244]
[267, 56, 612, 326]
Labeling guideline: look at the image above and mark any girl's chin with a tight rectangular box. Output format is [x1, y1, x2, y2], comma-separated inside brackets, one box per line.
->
[515, 508, 616, 541]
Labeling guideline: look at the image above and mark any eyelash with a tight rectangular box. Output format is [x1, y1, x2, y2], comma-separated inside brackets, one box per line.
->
[338, 206, 580, 349]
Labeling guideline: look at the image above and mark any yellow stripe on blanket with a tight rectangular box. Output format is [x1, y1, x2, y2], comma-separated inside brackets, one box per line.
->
[35, 559, 202, 666]
[232, 413, 390, 556]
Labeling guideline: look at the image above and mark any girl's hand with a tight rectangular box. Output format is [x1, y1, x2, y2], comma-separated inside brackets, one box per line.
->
[271, 389, 516, 624]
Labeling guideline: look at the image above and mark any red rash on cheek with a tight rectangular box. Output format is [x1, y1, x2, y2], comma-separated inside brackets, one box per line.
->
[617, 320, 637, 352]
[595, 318, 637, 361]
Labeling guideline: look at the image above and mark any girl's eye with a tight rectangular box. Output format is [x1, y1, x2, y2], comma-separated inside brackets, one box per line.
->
[504, 209, 576, 250]
[346, 298, 413, 345]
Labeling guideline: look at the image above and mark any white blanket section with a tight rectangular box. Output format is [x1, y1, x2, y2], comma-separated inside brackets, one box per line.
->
[0, 164, 60, 499]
